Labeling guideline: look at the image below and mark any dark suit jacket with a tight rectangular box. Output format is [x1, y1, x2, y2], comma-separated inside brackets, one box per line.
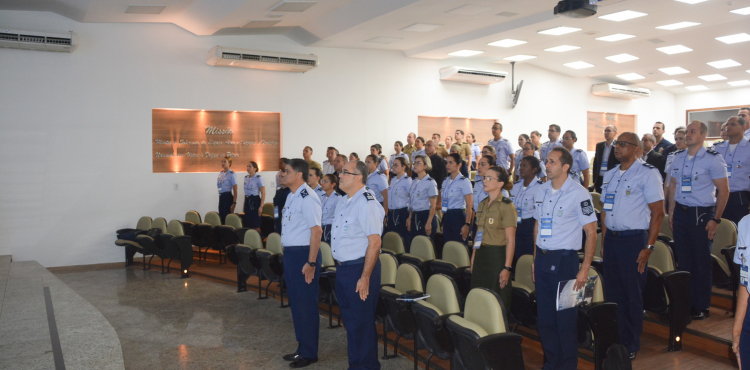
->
[644, 150, 666, 180]
[428, 153, 448, 189]
[592, 141, 619, 186]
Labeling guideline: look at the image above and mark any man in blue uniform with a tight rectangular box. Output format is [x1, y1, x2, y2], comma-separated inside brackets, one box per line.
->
[280, 159, 323, 368]
[668, 120, 730, 319]
[533, 147, 598, 370]
[322, 147, 338, 175]
[712, 116, 750, 225]
[331, 160, 385, 370]
[653, 122, 673, 156]
[600, 132, 665, 360]
[539, 124, 564, 161]
[738, 108, 750, 140]
[488, 121, 515, 171]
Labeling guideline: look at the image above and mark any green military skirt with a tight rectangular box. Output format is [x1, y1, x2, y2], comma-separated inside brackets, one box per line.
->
[471, 244, 512, 312]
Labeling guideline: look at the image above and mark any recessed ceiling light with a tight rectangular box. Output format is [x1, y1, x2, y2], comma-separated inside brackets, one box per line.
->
[270, 1, 317, 12]
[729, 80, 750, 86]
[599, 10, 648, 22]
[708, 59, 742, 69]
[503, 55, 537, 61]
[698, 74, 727, 81]
[446, 4, 491, 16]
[242, 20, 281, 28]
[685, 85, 709, 91]
[617, 73, 645, 80]
[656, 45, 693, 54]
[716, 33, 750, 44]
[659, 66, 690, 75]
[538, 26, 582, 35]
[125, 5, 166, 14]
[544, 45, 580, 52]
[401, 23, 442, 32]
[656, 21, 700, 30]
[564, 61, 595, 69]
[449, 50, 484, 57]
[595, 33, 635, 42]
[488, 39, 527, 47]
[657, 80, 683, 86]
[731, 6, 750, 15]
[675, 0, 709, 3]
[606, 53, 639, 63]
[364, 36, 402, 44]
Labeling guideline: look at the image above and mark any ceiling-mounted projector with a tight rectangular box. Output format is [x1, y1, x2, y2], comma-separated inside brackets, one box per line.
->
[554, 0, 599, 18]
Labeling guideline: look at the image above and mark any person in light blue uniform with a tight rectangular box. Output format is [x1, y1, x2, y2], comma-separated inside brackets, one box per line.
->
[510, 156, 545, 268]
[515, 142, 547, 182]
[387, 157, 412, 246]
[370, 144, 390, 179]
[365, 155, 389, 209]
[488, 121, 515, 170]
[600, 132, 665, 359]
[712, 116, 750, 225]
[469, 133, 482, 170]
[243, 161, 265, 230]
[562, 130, 590, 189]
[540, 124, 564, 161]
[533, 147, 598, 370]
[739, 107, 750, 140]
[217, 156, 238, 224]
[307, 167, 327, 201]
[279, 159, 323, 368]
[663, 129, 687, 212]
[407, 155, 439, 245]
[732, 214, 750, 366]
[320, 174, 341, 244]
[668, 120, 730, 320]
[410, 137, 427, 177]
[389, 141, 410, 179]
[331, 160, 385, 370]
[442, 153, 474, 244]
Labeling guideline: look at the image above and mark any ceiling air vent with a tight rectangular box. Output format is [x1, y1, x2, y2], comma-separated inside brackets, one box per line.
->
[439, 66, 507, 84]
[207, 46, 318, 73]
[0, 29, 77, 52]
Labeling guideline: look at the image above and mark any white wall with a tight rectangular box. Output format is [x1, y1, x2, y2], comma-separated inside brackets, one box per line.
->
[0, 10, 677, 266]
[674, 87, 750, 128]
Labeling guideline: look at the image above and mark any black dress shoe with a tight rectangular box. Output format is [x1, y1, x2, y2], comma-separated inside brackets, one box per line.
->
[629, 352, 637, 360]
[283, 353, 300, 362]
[290, 358, 318, 368]
[691, 310, 709, 320]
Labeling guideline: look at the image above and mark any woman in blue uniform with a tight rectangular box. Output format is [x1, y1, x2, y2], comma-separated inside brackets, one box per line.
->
[387, 157, 412, 245]
[406, 155, 439, 244]
[390, 141, 410, 180]
[243, 161, 265, 231]
[365, 155, 389, 210]
[320, 174, 341, 244]
[442, 153, 474, 244]
[515, 142, 547, 182]
[562, 130, 590, 189]
[349, 152, 359, 162]
[510, 156, 545, 268]
[370, 144, 390, 179]
[217, 156, 238, 224]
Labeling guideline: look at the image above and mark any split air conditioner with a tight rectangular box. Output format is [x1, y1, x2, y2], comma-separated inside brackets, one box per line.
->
[592, 83, 650, 99]
[439, 66, 507, 85]
[0, 29, 77, 52]
[206, 46, 318, 73]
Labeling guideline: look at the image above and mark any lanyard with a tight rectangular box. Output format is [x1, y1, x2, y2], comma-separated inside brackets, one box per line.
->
[680, 152, 698, 181]
[541, 187, 564, 217]
[515, 180, 535, 209]
[609, 163, 636, 194]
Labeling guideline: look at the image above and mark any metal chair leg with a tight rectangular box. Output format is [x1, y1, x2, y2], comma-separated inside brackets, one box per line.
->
[383, 335, 401, 359]
[381, 319, 389, 359]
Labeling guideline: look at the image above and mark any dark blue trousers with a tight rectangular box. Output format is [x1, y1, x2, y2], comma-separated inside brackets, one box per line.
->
[218, 192, 233, 224]
[283, 246, 322, 360]
[321, 224, 332, 244]
[535, 248, 579, 370]
[410, 210, 437, 246]
[672, 203, 714, 311]
[602, 229, 648, 353]
[387, 208, 410, 248]
[513, 218, 535, 268]
[336, 260, 381, 370]
[243, 195, 262, 229]
[741, 294, 750, 367]
[442, 209, 467, 244]
[724, 191, 750, 226]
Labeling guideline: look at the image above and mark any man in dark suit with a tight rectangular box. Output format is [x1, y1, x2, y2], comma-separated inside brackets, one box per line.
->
[592, 125, 619, 193]
[640, 134, 666, 179]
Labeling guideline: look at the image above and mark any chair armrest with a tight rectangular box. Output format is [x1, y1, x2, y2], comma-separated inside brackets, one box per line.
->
[116, 228, 136, 235]
[380, 283, 396, 288]
[115, 239, 142, 249]
[431, 313, 460, 354]
[476, 332, 525, 370]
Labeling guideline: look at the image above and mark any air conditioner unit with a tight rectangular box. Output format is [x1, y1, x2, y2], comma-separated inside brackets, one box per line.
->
[0, 29, 77, 52]
[592, 83, 651, 99]
[206, 46, 318, 73]
[439, 66, 507, 85]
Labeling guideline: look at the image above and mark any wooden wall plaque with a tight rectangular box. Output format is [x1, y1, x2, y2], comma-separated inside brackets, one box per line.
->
[418, 116, 497, 149]
[586, 111, 636, 151]
[152, 109, 281, 173]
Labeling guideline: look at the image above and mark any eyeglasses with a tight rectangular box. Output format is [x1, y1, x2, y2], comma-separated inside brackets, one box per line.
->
[413, 162, 424, 166]
[483, 177, 499, 182]
[320, 180, 330, 184]
[340, 170, 361, 176]
[491, 127, 500, 130]
[613, 140, 638, 148]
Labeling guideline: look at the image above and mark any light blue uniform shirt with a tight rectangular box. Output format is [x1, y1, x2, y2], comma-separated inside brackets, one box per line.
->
[712, 138, 750, 192]
[409, 174, 438, 212]
[243, 174, 264, 196]
[388, 173, 412, 210]
[411, 149, 427, 166]
[313, 184, 326, 200]
[668, 147, 728, 207]
[533, 177, 597, 250]
[470, 143, 482, 165]
[745, 128, 750, 141]
[488, 137, 514, 170]
[601, 161, 664, 231]
[330, 186, 385, 261]
[366, 171, 389, 202]
[281, 183, 322, 247]
[568, 149, 590, 184]
[376, 158, 389, 173]
[389, 153, 410, 169]
[442, 174, 473, 210]
[322, 160, 335, 175]
[217, 170, 237, 193]
[664, 151, 678, 187]
[510, 179, 545, 221]
[514, 154, 547, 179]
[732, 216, 750, 293]
[321, 191, 341, 226]
[539, 139, 563, 161]
[473, 178, 487, 212]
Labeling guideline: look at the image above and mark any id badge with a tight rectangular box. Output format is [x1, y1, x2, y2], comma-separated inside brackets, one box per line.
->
[600, 160, 607, 172]
[441, 198, 448, 213]
[541, 218, 553, 236]
[742, 265, 748, 287]
[603, 194, 615, 211]
[474, 230, 483, 249]
[274, 206, 279, 219]
[517, 209, 522, 223]
[217, 182, 222, 194]
[681, 177, 692, 193]
[727, 164, 733, 178]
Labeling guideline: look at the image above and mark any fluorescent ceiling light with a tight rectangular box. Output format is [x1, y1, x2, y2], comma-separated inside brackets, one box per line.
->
[685, 85, 709, 91]
[656, 21, 700, 30]
[659, 66, 690, 75]
[656, 45, 693, 54]
[731, 6, 750, 15]
[657, 80, 683, 86]
[698, 74, 727, 81]
[449, 50, 484, 57]
[708, 59, 741, 69]
[606, 53, 639, 63]
[488, 39, 527, 47]
[544, 45, 580, 52]
[503, 55, 537, 61]
[599, 10, 648, 22]
[564, 61, 595, 69]
[538, 26, 582, 35]
[716, 33, 750, 44]
[617, 73, 645, 80]
[728, 80, 750, 86]
[401, 23, 442, 32]
[675, 0, 709, 3]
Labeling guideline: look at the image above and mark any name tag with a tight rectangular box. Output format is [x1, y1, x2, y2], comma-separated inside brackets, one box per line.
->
[742, 264, 749, 287]
[681, 177, 692, 193]
[600, 160, 608, 172]
[727, 164, 733, 178]
[474, 230, 483, 249]
[541, 218, 553, 236]
[517, 209, 522, 223]
[442, 198, 448, 213]
[274, 206, 279, 219]
[217, 182, 222, 193]
[603, 194, 615, 211]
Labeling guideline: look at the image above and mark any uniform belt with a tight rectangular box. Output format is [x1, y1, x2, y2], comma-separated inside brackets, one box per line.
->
[536, 246, 575, 256]
[220, 192, 232, 195]
[389, 207, 408, 212]
[283, 245, 310, 251]
[445, 209, 464, 213]
[675, 202, 715, 212]
[606, 229, 647, 237]
[337, 257, 365, 266]
[245, 195, 260, 198]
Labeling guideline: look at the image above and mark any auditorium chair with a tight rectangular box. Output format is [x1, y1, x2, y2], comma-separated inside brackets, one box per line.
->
[378, 253, 399, 358]
[134, 217, 168, 272]
[115, 216, 152, 267]
[226, 230, 264, 293]
[446, 288, 525, 370]
[380, 263, 424, 361]
[711, 218, 737, 289]
[255, 233, 287, 307]
[195, 212, 223, 262]
[382, 231, 406, 256]
[261, 203, 275, 238]
[659, 216, 673, 241]
[590, 192, 602, 212]
[511, 254, 537, 329]
[318, 242, 341, 328]
[159, 220, 193, 278]
[642, 240, 691, 351]
[181, 211, 202, 246]
[576, 266, 620, 370]
[722, 246, 740, 313]
[398, 235, 436, 283]
[429, 241, 471, 301]
[215, 214, 249, 265]
[411, 274, 462, 369]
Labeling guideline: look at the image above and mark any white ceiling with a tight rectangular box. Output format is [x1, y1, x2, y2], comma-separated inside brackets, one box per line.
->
[3, 0, 750, 94]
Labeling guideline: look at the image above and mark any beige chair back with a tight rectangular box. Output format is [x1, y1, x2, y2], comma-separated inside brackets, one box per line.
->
[660, 216, 673, 240]
[262, 203, 275, 217]
[514, 254, 535, 291]
[205, 212, 221, 226]
[167, 220, 184, 236]
[425, 274, 461, 315]
[242, 230, 263, 249]
[382, 232, 406, 254]
[380, 254, 398, 286]
[152, 218, 167, 233]
[394, 263, 423, 293]
[590, 192, 602, 212]
[410, 236, 436, 261]
[320, 242, 335, 268]
[712, 218, 737, 273]
[136, 216, 152, 231]
[441, 241, 470, 268]
[266, 233, 283, 254]
[460, 288, 509, 336]
[185, 211, 201, 225]
[225, 214, 243, 229]
[650, 240, 675, 274]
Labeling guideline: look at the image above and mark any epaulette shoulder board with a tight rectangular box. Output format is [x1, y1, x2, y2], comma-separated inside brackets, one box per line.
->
[642, 162, 655, 169]
[706, 149, 719, 155]
[364, 192, 375, 201]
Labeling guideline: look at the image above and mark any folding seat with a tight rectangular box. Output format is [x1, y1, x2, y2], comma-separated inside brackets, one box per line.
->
[510, 254, 536, 328]
[261, 203, 275, 238]
[215, 214, 248, 265]
[429, 241, 471, 300]
[411, 274, 462, 369]
[381, 231, 406, 256]
[181, 211, 202, 246]
[576, 266, 620, 370]
[255, 233, 287, 307]
[195, 211, 222, 262]
[318, 242, 341, 328]
[711, 219, 737, 289]
[398, 235, 435, 282]
[159, 220, 193, 278]
[722, 246, 740, 312]
[659, 216, 673, 242]
[377, 253, 399, 356]
[226, 229, 264, 292]
[446, 288, 525, 370]
[134, 217, 168, 272]
[115, 216, 152, 267]
[380, 263, 424, 361]
[590, 192, 602, 212]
